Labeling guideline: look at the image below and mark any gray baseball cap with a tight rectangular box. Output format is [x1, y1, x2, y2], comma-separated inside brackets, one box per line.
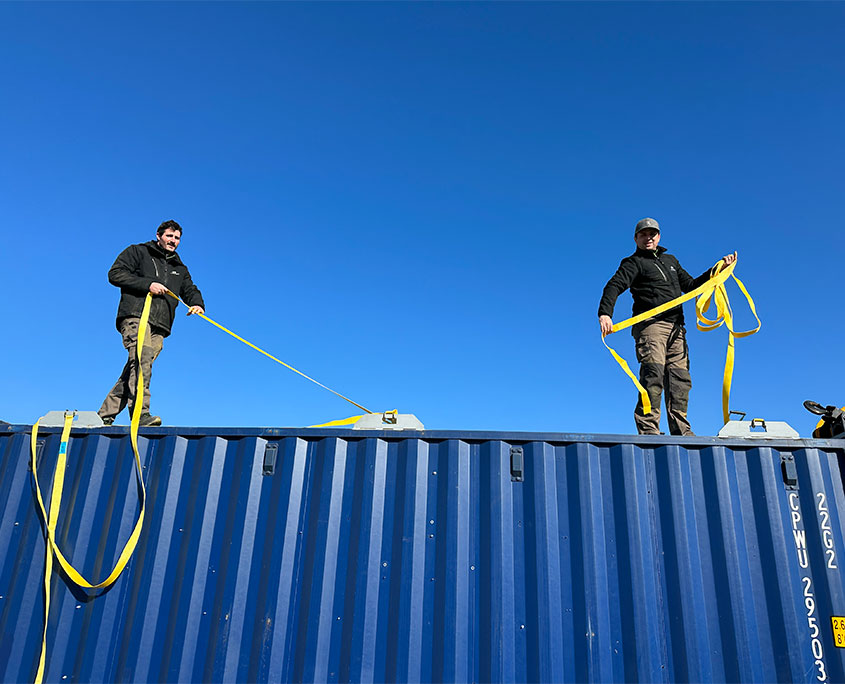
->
[635, 217, 660, 235]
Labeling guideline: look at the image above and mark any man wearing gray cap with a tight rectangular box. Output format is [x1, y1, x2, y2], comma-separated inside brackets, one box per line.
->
[598, 218, 736, 435]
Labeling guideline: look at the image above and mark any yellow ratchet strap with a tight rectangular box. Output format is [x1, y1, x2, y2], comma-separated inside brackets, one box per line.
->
[164, 290, 375, 416]
[32, 296, 151, 684]
[603, 257, 761, 423]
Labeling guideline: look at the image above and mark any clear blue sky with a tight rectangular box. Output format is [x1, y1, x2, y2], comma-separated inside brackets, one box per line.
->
[1, 2, 842, 436]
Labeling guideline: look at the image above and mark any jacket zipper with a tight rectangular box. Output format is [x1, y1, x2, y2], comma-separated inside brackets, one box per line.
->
[152, 256, 170, 288]
[654, 260, 668, 282]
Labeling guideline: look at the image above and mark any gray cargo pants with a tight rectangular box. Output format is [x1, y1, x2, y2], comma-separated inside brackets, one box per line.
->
[98, 317, 164, 420]
[632, 320, 693, 436]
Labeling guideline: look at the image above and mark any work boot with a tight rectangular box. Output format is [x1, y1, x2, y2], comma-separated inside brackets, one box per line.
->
[101, 417, 115, 426]
[138, 413, 162, 427]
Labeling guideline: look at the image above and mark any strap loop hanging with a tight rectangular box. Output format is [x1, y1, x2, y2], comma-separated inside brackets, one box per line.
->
[32, 296, 152, 683]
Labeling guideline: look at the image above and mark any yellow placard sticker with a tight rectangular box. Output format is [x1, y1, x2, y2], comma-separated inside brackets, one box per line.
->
[832, 616, 845, 648]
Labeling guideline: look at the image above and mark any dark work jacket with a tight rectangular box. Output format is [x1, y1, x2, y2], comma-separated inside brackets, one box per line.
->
[597, 246, 710, 326]
[108, 241, 205, 337]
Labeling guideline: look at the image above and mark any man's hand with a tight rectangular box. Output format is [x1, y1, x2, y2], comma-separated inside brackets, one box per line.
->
[721, 251, 737, 267]
[599, 315, 614, 336]
[187, 306, 205, 316]
[149, 282, 168, 295]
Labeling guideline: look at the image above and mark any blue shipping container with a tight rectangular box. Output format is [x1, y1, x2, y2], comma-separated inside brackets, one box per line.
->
[1, 424, 844, 683]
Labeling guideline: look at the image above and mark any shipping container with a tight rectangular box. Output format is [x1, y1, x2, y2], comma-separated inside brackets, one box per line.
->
[1, 423, 844, 683]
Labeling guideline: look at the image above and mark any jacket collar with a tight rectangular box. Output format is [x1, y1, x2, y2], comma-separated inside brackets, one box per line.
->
[146, 240, 184, 264]
[634, 245, 667, 259]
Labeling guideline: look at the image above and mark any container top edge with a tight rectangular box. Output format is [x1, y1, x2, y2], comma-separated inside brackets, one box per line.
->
[2, 423, 843, 450]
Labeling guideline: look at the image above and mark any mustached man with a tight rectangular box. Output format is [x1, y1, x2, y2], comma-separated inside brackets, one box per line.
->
[98, 220, 205, 427]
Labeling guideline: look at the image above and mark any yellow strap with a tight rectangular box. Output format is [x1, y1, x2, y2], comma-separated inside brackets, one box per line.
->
[603, 257, 761, 423]
[602, 337, 651, 415]
[31, 412, 72, 684]
[610, 259, 734, 333]
[32, 296, 151, 683]
[165, 291, 373, 415]
[309, 415, 367, 428]
[309, 409, 399, 428]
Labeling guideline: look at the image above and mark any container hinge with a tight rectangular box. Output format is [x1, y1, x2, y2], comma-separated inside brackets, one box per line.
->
[262, 442, 278, 476]
[28, 440, 46, 472]
[510, 446, 524, 482]
[781, 455, 798, 488]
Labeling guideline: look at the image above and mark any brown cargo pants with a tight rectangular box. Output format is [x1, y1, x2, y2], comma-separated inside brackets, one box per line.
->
[98, 317, 164, 421]
[632, 320, 693, 436]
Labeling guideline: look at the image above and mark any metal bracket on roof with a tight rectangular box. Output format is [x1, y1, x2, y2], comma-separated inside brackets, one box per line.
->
[36, 411, 104, 428]
[352, 413, 424, 430]
[717, 418, 799, 439]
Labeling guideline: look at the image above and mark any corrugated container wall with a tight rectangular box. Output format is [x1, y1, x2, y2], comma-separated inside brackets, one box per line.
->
[1, 424, 844, 683]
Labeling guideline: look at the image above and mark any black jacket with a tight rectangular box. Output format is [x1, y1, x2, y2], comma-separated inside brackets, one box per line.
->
[108, 241, 205, 337]
[598, 246, 709, 326]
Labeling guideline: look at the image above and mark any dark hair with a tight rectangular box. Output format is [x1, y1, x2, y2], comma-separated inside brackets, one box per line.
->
[157, 220, 182, 236]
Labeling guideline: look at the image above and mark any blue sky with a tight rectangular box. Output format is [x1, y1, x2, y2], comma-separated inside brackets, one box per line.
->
[1, 2, 842, 436]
